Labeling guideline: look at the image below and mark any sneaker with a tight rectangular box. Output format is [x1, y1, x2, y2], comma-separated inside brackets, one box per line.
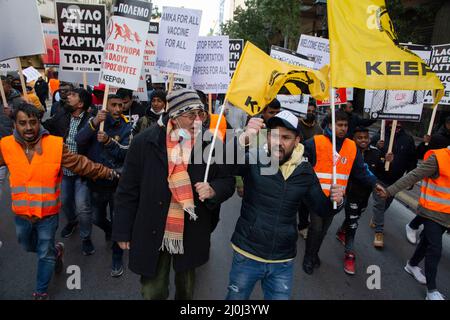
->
[302, 257, 314, 275]
[298, 228, 308, 240]
[369, 218, 376, 229]
[344, 253, 356, 275]
[405, 224, 419, 245]
[32, 292, 49, 300]
[313, 254, 321, 268]
[373, 232, 384, 249]
[336, 229, 346, 246]
[426, 290, 445, 300]
[60, 221, 78, 238]
[404, 262, 426, 285]
[55, 242, 64, 274]
[82, 239, 95, 256]
[111, 259, 124, 278]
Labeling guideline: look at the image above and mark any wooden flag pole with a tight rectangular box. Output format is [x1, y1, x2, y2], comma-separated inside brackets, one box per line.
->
[16, 58, 28, 101]
[425, 104, 439, 146]
[82, 72, 88, 89]
[208, 93, 213, 114]
[99, 84, 110, 132]
[0, 77, 9, 110]
[384, 120, 397, 171]
[168, 73, 175, 93]
[330, 85, 337, 210]
[203, 101, 226, 183]
[380, 120, 386, 142]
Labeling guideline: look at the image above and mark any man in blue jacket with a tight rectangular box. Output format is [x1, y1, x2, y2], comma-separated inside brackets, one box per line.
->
[76, 93, 132, 277]
[226, 111, 344, 300]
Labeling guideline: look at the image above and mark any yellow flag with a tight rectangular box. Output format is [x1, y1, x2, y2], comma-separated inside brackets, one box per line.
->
[328, 0, 443, 101]
[225, 42, 329, 116]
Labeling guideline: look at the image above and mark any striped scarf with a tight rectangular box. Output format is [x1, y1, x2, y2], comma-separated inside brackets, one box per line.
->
[161, 121, 197, 254]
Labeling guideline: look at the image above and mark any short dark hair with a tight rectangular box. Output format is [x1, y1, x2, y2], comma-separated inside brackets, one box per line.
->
[0, 75, 11, 85]
[70, 88, 92, 110]
[59, 81, 74, 89]
[151, 89, 167, 103]
[116, 88, 133, 99]
[266, 98, 281, 110]
[12, 103, 42, 121]
[108, 93, 122, 100]
[327, 110, 349, 124]
[353, 126, 369, 135]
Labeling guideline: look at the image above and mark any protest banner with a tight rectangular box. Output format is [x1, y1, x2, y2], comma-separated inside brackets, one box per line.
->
[22, 66, 42, 82]
[364, 44, 431, 122]
[317, 88, 347, 106]
[192, 36, 230, 94]
[143, 22, 159, 77]
[0, 59, 19, 75]
[424, 44, 450, 105]
[346, 88, 354, 101]
[229, 39, 243, 79]
[0, 0, 45, 61]
[156, 6, 202, 76]
[297, 34, 329, 70]
[364, 89, 424, 121]
[270, 46, 314, 69]
[42, 23, 60, 66]
[277, 94, 309, 117]
[56, 2, 106, 73]
[99, 0, 152, 91]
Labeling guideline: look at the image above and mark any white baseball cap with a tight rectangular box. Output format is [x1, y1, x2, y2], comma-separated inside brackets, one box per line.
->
[267, 110, 300, 134]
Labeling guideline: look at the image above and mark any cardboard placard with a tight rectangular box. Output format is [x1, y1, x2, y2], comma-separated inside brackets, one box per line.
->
[56, 2, 106, 72]
[317, 88, 347, 106]
[277, 94, 310, 118]
[155, 6, 202, 76]
[99, 0, 152, 90]
[192, 36, 229, 94]
[270, 45, 314, 69]
[229, 39, 243, 79]
[142, 22, 159, 77]
[424, 44, 450, 105]
[297, 34, 329, 70]
[42, 23, 60, 66]
[0, 0, 45, 61]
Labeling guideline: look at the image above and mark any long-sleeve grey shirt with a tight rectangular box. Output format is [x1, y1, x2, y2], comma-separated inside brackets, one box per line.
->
[386, 154, 450, 228]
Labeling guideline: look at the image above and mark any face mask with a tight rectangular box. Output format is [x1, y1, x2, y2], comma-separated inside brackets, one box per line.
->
[306, 113, 316, 122]
[151, 107, 164, 115]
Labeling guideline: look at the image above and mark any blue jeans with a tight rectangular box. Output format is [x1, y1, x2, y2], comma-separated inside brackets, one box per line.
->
[226, 251, 294, 300]
[91, 191, 123, 261]
[61, 175, 92, 240]
[15, 214, 59, 293]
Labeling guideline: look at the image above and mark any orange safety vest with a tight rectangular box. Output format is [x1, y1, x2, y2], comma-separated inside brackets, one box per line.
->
[0, 135, 63, 218]
[209, 114, 227, 142]
[313, 135, 357, 196]
[418, 148, 450, 214]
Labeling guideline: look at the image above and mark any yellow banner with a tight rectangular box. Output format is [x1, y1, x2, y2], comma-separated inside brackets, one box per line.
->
[225, 42, 329, 116]
[327, 0, 443, 101]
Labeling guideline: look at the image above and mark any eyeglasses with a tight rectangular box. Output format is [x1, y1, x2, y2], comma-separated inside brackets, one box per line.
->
[179, 110, 207, 121]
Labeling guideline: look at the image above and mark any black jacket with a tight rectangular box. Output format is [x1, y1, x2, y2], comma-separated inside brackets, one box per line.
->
[346, 145, 384, 202]
[42, 109, 91, 156]
[0, 113, 13, 139]
[231, 153, 339, 261]
[371, 128, 417, 185]
[112, 117, 235, 277]
[416, 126, 450, 160]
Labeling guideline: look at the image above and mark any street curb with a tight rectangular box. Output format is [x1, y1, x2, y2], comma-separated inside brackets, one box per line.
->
[395, 191, 418, 212]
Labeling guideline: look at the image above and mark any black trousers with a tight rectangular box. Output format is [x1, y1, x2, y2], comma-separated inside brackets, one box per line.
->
[409, 217, 447, 291]
[339, 199, 368, 254]
[297, 200, 310, 230]
[409, 215, 427, 229]
[304, 211, 335, 260]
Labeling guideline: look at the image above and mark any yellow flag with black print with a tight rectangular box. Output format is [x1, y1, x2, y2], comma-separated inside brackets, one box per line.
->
[327, 0, 443, 103]
[225, 42, 329, 116]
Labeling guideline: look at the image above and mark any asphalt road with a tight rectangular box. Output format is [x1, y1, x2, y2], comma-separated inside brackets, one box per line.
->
[0, 181, 449, 300]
